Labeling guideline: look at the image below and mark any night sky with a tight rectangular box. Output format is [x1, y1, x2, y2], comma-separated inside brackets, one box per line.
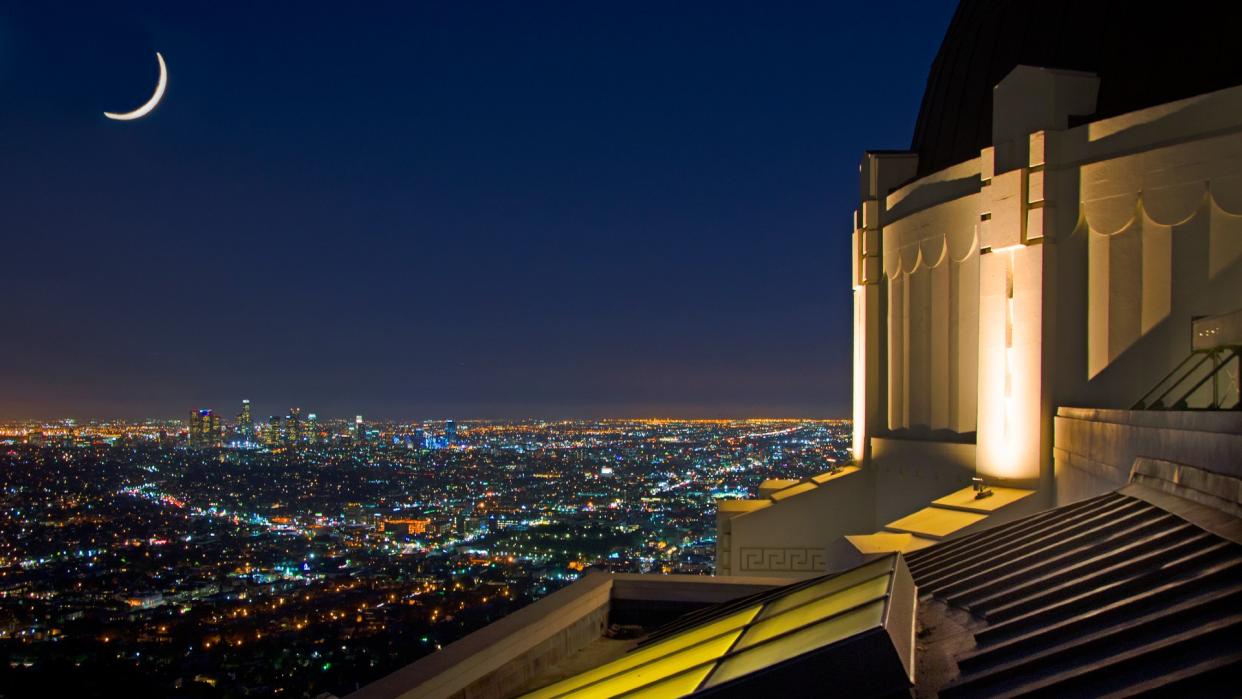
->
[1, 2, 955, 421]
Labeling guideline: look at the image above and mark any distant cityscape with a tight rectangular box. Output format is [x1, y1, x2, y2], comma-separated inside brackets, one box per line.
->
[0, 408, 849, 696]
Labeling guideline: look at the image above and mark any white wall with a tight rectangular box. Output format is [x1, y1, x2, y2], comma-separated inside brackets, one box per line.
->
[859, 73, 1242, 503]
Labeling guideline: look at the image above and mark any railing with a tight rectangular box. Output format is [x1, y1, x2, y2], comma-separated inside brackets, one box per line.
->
[1133, 347, 1240, 410]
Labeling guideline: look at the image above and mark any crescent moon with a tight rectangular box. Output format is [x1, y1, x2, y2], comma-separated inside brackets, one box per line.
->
[104, 52, 167, 121]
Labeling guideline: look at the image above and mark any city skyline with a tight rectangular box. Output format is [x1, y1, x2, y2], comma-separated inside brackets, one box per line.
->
[3, 2, 1239, 697]
[0, 2, 956, 420]
[0, 417, 850, 696]
[1, 409, 848, 427]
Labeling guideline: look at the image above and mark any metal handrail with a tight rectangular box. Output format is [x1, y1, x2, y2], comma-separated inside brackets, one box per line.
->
[1169, 348, 1241, 409]
[1133, 354, 1196, 408]
[1133, 352, 1213, 409]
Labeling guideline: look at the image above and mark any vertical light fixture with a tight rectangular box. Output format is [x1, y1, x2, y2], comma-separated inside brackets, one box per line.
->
[1004, 252, 1015, 438]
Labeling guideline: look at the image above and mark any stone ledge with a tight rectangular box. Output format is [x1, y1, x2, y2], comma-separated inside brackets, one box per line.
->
[1129, 457, 1242, 519]
[348, 572, 789, 699]
[1053, 447, 1129, 484]
[1055, 407, 1242, 435]
[348, 571, 613, 699]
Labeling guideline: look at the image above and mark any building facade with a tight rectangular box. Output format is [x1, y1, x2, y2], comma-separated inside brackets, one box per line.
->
[717, 6, 1242, 577]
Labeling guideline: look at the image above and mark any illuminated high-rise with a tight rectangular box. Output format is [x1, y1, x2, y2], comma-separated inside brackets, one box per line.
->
[237, 399, 253, 441]
[445, 419, 457, 445]
[188, 410, 201, 446]
[267, 415, 283, 447]
[188, 409, 221, 448]
[306, 413, 319, 444]
[287, 407, 303, 445]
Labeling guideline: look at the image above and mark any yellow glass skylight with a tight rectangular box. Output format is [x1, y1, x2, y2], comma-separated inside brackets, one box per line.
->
[615, 664, 716, 698]
[734, 574, 889, 650]
[702, 600, 886, 689]
[523, 606, 759, 698]
[756, 556, 892, 620]
[523, 554, 899, 698]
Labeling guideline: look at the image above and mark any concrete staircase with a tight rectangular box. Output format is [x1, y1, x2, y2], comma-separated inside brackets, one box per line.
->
[904, 491, 1242, 699]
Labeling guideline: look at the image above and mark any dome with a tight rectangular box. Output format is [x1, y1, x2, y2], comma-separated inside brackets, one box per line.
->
[910, 0, 1242, 177]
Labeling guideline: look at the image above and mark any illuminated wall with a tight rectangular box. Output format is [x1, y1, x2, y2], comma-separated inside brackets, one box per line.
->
[855, 66, 1242, 495]
[851, 153, 917, 462]
[726, 70, 1242, 578]
[1081, 132, 1242, 382]
[882, 191, 980, 435]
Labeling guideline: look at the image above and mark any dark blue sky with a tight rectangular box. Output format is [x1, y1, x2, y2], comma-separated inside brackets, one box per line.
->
[0, 2, 955, 420]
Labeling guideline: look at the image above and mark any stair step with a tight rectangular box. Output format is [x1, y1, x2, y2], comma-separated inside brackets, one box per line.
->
[884, 506, 987, 540]
[1101, 652, 1242, 698]
[906, 493, 1123, 575]
[919, 503, 1168, 594]
[909, 496, 1147, 587]
[956, 583, 1242, 680]
[930, 485, 1035, 514]
[972, 537, 1226, 623]
[942, 614, 1242, 698]
[843, 532, 937, 555]
[943, 518, 1197, 613]
[974, 555, 1242, 646]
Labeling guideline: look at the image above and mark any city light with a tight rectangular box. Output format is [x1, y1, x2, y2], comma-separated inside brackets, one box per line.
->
[0, 415, 850, 695]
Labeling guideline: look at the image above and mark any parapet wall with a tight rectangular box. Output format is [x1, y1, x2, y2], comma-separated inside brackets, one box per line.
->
[347, 572, 786, 699]
[1053, 407, 1242, 506]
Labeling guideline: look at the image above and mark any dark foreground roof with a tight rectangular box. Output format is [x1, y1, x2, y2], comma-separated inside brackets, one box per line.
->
[911, 0, 1242, 177]
[506, 487, 1240, 698]
[521, 554, 916, 697]
[907, 490, 1242, 697]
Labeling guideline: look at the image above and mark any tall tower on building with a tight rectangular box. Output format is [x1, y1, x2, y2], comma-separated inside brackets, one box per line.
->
[267, 415, 283, 447]
[287, 408, 303, 445]
[355, 415, 365, 441]
[188, 410, 202, 447]
[307, 413, 319, 444]
[237, 399, 253, 441]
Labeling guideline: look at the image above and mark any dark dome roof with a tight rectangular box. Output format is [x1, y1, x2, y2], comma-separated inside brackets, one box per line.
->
[911, 0, 1242, 177]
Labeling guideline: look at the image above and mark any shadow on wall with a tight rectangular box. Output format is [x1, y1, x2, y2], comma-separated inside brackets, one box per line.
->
[1056, 90, 1242, 408]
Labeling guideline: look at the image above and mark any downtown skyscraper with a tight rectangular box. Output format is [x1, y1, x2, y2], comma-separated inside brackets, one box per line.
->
[236, 399, 254, 442]
[188, 409, 221, 448]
